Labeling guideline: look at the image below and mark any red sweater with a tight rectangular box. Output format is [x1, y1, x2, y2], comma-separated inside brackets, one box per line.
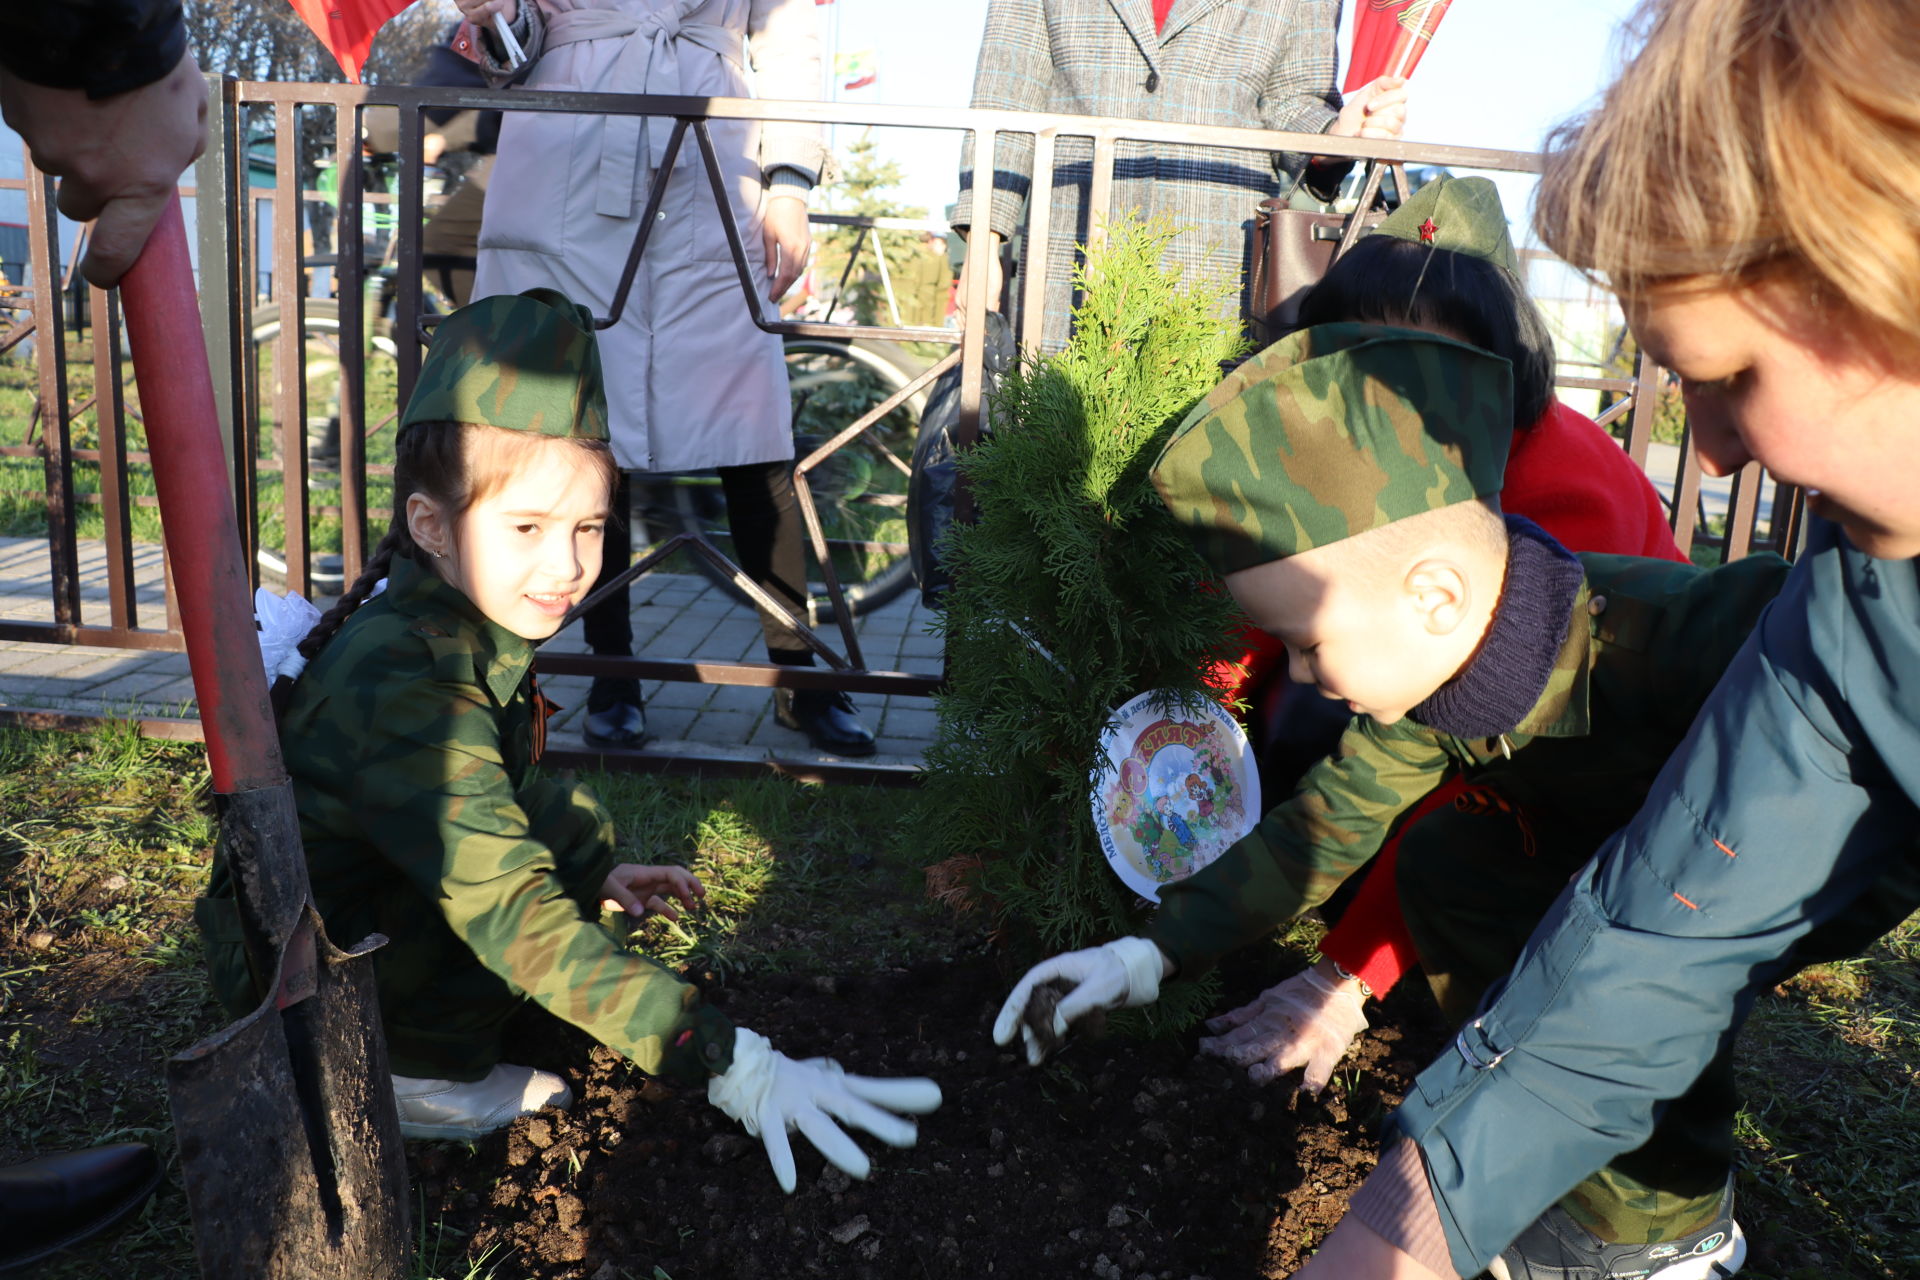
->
[1222, 402, 1687, 996]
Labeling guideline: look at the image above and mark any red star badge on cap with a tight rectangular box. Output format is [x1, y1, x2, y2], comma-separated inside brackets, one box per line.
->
[1418, 218, 1438, 244]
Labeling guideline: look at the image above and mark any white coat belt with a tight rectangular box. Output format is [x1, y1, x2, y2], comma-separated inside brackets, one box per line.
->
[542, 7, 744, 219]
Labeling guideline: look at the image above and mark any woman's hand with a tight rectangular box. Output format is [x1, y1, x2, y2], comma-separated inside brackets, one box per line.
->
[600, 863, 705, 920]
[1328, 75, 1410, 142]
[953, 228, 1004, 316]
[762, 195, 812, 301]
[455, 0, 519, 26]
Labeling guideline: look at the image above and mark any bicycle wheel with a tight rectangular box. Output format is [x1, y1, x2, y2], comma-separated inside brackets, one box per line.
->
[670, 336, 930, 621]
[249, 298, 401, 590]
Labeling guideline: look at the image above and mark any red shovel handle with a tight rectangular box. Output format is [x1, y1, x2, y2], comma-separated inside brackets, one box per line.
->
[119, 193, 284, 794]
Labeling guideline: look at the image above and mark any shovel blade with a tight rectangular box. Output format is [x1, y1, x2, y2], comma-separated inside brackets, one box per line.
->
[168, 912, 409, 1280]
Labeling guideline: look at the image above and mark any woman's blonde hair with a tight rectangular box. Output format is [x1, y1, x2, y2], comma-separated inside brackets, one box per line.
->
[1535, 0, 1920, 340]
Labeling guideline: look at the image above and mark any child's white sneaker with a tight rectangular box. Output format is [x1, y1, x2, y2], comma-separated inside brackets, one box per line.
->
[391, 1063, 572, 1140]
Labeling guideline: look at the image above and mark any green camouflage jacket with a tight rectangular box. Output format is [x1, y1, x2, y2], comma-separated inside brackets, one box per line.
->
[282, 554, 734, 1082]
[1146, 550, 1792, 977]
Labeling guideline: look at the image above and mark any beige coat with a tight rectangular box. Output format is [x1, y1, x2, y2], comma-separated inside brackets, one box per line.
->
[474, 0, 827, 471]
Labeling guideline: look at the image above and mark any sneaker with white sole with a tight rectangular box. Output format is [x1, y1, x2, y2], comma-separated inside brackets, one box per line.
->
[391, 1063, 572, 1140]
[1489, 1189, 1746, 1280]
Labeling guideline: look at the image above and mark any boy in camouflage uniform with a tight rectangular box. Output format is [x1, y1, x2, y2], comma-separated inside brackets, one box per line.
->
[205, 288, 939, 1190]
[993, 323, 1796, 1272]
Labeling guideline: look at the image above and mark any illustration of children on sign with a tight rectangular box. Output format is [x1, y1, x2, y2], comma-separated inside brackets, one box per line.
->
[1100, 714, 1249, 888]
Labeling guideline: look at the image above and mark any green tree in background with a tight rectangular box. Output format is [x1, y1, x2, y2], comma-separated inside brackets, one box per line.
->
[920, 217, 1249, 1033]
[810, 132, 950, 330]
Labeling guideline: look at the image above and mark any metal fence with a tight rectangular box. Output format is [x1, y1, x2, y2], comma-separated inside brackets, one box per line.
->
[0, 77, 1801, 771]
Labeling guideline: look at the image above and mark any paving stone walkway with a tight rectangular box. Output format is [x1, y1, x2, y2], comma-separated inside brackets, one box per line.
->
[0, 537, 942, 771]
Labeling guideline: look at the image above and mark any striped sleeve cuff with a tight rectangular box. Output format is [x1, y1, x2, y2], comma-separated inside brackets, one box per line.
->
[766, 166, 814, 197]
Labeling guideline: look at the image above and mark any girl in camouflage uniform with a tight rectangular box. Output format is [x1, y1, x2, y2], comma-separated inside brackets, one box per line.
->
[238, 288, 939, 1186]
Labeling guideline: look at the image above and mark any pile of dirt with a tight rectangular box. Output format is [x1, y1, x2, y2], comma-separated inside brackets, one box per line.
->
[419, 955, 1448, 1279]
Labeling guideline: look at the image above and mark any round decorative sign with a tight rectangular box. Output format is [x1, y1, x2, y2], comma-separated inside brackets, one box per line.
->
[1090, 691, 1260, 902]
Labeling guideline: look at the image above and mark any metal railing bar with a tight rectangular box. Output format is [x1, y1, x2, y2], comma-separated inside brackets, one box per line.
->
[795, 349, 958, 475]
[559, 531, 849, 671]
[790, 472, 865, 669]
[1670, 420, 1706, 551]
[336, 99, 371, 587]
[1625, 349, 1664, 468]
[1020, 129, 1059, 356]
[271, 99, 311, 599]
[1086, 134, 1118, 255]
[598, 117, 690, 332]
[533, 651, 938, 696]
[88, 287, 138, 631]
[1721, 460, 1764, 562]
[24, 160, 80, 630]
[0, 622, 184, 650]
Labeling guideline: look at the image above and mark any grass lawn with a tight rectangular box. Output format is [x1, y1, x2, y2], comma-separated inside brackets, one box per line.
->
[0, 724, 1915, 1278]
[0, 723, 969, 1279]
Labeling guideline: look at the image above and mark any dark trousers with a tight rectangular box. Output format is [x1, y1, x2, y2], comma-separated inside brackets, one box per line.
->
[581, 462, 814, 709]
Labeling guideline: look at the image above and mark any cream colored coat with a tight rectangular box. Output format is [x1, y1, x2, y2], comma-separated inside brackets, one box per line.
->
[473, 0, 827, 471]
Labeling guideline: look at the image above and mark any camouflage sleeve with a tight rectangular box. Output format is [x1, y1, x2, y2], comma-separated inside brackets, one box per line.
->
[1147, 715, 1454, 978]
[353, 677, 734, 1083]
[519, 775, 623, 920]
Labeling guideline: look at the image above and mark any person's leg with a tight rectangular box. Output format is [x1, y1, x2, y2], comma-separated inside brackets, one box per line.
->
[580, 471, 646, 746]
[1550, 843, 1920, 1262]
[1400, 804, 1745, 1275]
[717, 459, 875, 755]
[377, 928, 571, 1140]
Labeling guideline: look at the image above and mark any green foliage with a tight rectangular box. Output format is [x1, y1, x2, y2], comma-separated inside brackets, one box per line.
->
[921, 217, 1250, 1016]
[810, 133, 946, 330]
[1600, 324, 1687, 445]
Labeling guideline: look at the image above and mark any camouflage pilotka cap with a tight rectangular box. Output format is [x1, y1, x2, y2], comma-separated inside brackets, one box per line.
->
[1150, 323, 1513, 574]
[1368, 175, 1521, 275]
[399, 288, 609, 440]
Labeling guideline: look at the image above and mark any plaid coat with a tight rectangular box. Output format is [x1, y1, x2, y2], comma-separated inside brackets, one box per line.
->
[954, 0, 1344, 348]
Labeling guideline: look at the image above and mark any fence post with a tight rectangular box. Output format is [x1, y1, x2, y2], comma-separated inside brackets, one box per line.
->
[194, 73, 255, 579]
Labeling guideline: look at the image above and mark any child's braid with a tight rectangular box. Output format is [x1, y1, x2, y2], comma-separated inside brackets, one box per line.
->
[294, 419, 468, 666]
[296, 529, 409, 662]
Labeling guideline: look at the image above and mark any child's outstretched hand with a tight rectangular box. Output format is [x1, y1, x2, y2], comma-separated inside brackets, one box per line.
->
[600, 864, 704, 921]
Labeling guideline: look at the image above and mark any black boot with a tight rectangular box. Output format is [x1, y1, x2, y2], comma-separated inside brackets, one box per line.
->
[0, 1143, 161, 1272]
[775, 688, 876, 757]
[583, 676, 648, 748]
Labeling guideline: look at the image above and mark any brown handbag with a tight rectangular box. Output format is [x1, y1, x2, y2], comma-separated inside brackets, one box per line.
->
[1247, 160, 1407, 343]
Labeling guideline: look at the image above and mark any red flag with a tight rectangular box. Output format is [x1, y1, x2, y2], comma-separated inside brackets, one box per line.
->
[285, 0, 414, 83]
[1343, 0, 1455, 94]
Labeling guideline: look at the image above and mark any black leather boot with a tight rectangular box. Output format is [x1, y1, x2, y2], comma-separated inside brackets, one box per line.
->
[0, 1143, 161, 1272]
[775, 688, 876, 757]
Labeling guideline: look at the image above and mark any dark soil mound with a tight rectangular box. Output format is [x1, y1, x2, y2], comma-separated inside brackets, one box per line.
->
[419, 954, 1448, 1279]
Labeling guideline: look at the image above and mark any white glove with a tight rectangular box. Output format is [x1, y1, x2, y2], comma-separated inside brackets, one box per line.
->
[707, 1028, 943, 1194]
[253, 587, 322, 683]
[993, 936, 1169, 1066]
[1197, 965, 1369, 1096]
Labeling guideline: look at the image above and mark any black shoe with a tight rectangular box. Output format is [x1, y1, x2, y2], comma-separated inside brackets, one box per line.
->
[0, 1143, 162, 1272]
[775, 688, 876, 757]
[1490, 1183, 1745, 1280]
[583, 701, 648, 748]
[583, 675, 647, 748]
